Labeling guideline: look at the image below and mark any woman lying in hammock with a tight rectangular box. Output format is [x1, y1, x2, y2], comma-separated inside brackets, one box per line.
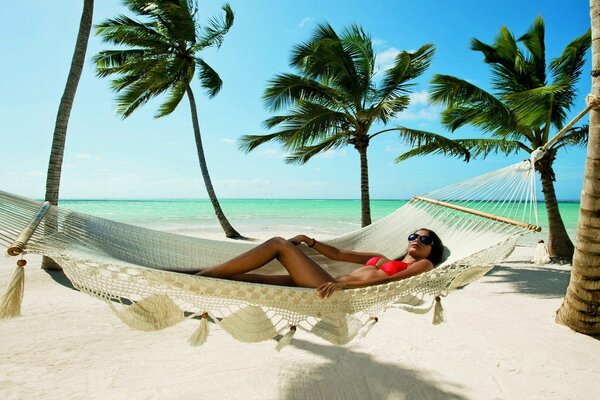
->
[196, 229, 444, 299]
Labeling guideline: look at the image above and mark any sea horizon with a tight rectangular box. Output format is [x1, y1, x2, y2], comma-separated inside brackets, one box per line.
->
[56, 198, 581, 241]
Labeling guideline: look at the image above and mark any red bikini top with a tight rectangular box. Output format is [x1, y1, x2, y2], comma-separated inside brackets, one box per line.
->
[365, 256, 411, 276]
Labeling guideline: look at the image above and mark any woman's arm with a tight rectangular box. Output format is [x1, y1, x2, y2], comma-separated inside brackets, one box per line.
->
[316, 259, 434, 298]
[288, 234, 382, 264]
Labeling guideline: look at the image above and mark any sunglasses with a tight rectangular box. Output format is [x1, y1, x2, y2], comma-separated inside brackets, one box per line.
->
[408, 233, 433, 246]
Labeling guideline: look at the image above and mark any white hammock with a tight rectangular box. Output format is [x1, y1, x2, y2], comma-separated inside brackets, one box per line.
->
[0, 160, 540, 348]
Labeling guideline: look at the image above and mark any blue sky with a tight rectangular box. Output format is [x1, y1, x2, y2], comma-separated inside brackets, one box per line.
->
[0, 0, 591, 200]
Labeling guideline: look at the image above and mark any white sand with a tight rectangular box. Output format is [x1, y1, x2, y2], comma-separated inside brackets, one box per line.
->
[1, 242, 599, 400]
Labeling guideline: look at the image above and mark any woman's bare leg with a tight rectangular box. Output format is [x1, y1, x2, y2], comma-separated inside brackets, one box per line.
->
[230, 274, 296, 286]
[196, 237, 334, 288]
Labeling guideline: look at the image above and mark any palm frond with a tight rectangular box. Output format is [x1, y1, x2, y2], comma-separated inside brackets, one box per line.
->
[504, 83, 570, 127]
[266, 102, 348, 140]
[430, 75, 515, 132]
[369, 94, 411, 124]
[379, 44, 435, 99]
[518, 15, 546, 84]
[472, 26, 539, 94]
[197, 3, 234, 49]
[95, 16, 168, 48]
[549, 28, 591, 118]
[338, 24, 375, 95]
[93, 49, 156, 74]
[394, 128, 471, 162]
[290, 23, 339, 68]
[262, 73, 347, 112]
[430, 74, 500, 107]
[285, 132, 348, 164]
[238, 132, 289, 153]
[290, 23, 362, 99]
[196, 58, 222, 97]
[551, 125, 589, 150]
[155, 78, 188, 118]
[454, 138, 527, 158]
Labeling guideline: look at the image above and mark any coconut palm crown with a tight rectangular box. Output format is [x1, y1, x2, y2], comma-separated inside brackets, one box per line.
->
[240, 23, 436, 226]
[94, 0, 243, 238]
[395, 16, 590, 260]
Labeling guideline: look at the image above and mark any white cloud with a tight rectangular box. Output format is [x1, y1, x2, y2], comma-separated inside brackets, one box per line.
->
[395, 108, 437, 121]
[259, 149, 279, 158]
[298, 17, 315, 28]
[372, 38, 386, 47]
[409, 91, 429, 105]
[220, 138, 236, 144]
[385, 145, 405, 153]
[317, 149, 347, 159]
[76, 153, 102, 161]
[24, 170, 44, 177]
[375, 47, 401, 73]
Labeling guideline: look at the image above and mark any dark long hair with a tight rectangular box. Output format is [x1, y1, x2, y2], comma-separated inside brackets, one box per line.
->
[396, 228, 445, 266]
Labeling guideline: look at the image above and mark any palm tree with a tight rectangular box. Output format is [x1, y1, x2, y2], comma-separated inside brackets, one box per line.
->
[94, 0, 243, 239]
[240, 24, 436, 227]
[555, 0, 600, 335]
[396, 16, 590, 261]
[43, 0, 95, 270]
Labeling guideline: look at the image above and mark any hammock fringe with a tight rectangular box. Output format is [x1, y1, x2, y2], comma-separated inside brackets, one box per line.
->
[432, 296, 445, 325]
[275, 326, 296, 351]
[0, 264, 25, 319]
[109, 294, 185, 331]
[189, 313, 210, 347]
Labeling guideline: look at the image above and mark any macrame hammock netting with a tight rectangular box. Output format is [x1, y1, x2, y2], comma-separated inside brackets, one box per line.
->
[0, 158, 542, 349]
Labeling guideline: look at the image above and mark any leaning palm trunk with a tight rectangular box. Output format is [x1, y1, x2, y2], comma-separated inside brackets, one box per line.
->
[43, 0, 94, 270]
[357, 145, 371, 227]
[537, 155, 575, 260]
[185, 86, 243, 239]
[555, 0, 600, 335]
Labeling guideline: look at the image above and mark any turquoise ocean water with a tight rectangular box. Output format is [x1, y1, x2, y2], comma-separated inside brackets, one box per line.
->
[58, 199, 580, 240]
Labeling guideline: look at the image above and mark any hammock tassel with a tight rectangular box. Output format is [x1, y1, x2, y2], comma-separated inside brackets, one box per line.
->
[0, 258, 27, 319]
[533, 240, 550, 265]
[275, 325, 296, 351]
[189, 312, 210, 347]
[110, 294, 185, 331]
[432, 296, 445, 325]
[358, 316, 378, 338]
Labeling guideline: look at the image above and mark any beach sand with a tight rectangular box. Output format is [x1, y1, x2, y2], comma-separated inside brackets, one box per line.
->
[1, 238, 599, 400]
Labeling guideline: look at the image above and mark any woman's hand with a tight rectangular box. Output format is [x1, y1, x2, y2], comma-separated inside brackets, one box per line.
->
[288, 234, 309, 246]
[316, 281, 346, 299]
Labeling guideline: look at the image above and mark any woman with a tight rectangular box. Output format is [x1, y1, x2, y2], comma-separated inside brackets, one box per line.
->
[197, 229, 444, 299]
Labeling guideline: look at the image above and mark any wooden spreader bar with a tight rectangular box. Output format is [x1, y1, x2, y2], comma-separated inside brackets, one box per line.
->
[412, 196, 542, 232]
[7, 201, 52, 256]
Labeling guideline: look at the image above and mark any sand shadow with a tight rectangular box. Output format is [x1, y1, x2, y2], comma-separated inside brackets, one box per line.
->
[278, 339, 467, 400]
[485, 265, 570, 298]
[44, 269, 78, 291]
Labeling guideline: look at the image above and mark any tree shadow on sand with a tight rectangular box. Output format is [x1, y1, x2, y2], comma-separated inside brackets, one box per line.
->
[278, 339, 467, 400]
[44, 269, 77, 291]
[484, 264, 570, 298]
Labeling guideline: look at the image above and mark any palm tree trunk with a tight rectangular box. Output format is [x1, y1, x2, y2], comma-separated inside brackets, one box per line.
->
[42, 0, 94, 270]
[185, 85, 244, 239]
[537, 154, 575, 261]
[357, 144, 372, 227]
[555, 0, 600, 335]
